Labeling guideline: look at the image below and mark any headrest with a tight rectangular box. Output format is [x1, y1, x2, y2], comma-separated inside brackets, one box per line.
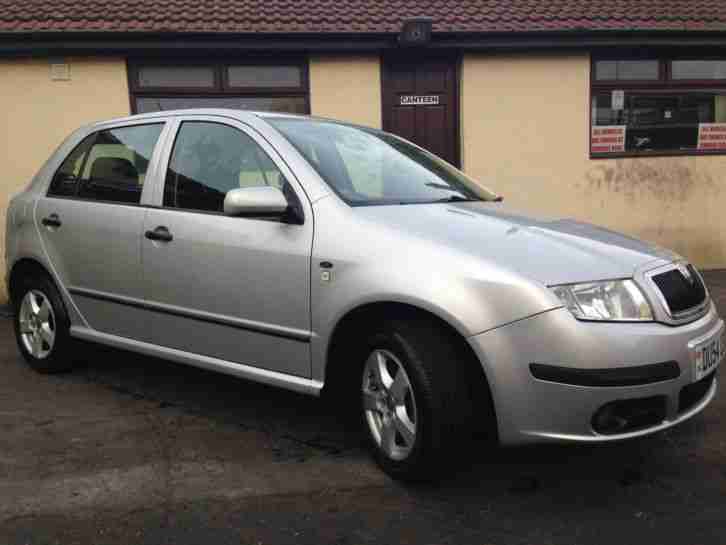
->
[90, 157, 138, 182]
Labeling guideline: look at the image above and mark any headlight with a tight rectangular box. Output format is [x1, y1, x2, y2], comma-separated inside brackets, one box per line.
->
[551, 279, 653, 321]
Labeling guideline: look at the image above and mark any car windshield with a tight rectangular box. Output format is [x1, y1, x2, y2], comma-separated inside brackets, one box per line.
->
[267, 118, 499, 206]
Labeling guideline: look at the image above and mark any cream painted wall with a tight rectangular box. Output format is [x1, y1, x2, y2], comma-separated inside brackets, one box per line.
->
[309, 55, 382, 128]
[0, 57, 130, 302]
[461, 52, 726, 269]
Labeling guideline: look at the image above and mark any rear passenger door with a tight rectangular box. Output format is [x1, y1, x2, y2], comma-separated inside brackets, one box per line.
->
[36, 121, 166, 340]
[140, 117, 313, 377]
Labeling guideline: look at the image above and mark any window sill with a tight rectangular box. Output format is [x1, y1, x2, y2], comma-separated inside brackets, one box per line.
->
[590, 149, 726, 160]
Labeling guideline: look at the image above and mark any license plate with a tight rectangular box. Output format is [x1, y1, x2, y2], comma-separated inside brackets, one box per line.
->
[691, 327, 724, 382]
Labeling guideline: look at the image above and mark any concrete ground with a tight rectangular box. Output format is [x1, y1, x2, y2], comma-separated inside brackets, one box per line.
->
[2, 273, 726, 545]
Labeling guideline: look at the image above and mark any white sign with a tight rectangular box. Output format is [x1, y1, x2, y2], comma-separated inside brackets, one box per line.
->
[611, 90, 625, 111]
[400, 95, 440, 106]
[591, 125, 626, 153]
[50, 63, 71, 81]
[698, 123, 726, 150]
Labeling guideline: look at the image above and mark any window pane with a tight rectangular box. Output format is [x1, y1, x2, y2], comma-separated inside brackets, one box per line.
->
[164, 122, 288, 213]
[137, 66, 215, 88]
[591, 90, 726, 154]
[228, 65, 302, 88]
[77, 124, 164, 204]
[672, 60, 726, 80]
[48, 135, 95, 197]
[595, 60, 659, 80]
[136, 96, 307, 114]
[595, 61, 617, 80]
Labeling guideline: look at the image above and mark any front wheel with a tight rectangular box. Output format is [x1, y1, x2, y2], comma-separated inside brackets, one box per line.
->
[362, 348, 419, 462]
[359, 316, 473, 481]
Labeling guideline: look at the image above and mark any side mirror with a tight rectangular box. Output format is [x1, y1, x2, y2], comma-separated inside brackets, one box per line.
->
[223, 186, 289, 217]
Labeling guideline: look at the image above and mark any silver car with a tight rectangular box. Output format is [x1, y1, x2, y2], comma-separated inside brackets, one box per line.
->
[5, 109, 724, 480]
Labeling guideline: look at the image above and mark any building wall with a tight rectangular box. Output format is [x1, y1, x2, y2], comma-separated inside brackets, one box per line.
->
[461, 52, 726, 270]
[309, 55, 382, 128]
[0, 57, 130, 302]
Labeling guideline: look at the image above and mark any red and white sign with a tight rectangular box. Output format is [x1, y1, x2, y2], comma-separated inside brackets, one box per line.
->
[591, 125, 626, 153]
[697, 123, 726, 150]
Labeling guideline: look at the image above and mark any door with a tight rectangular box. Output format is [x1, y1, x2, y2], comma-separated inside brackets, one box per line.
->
[36, 122, 166, 340]
[140, 118, 313, 377]
[382, 55, 460, 166]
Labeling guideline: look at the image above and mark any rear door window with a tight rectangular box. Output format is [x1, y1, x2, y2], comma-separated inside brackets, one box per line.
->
[48, 123, 164, 204]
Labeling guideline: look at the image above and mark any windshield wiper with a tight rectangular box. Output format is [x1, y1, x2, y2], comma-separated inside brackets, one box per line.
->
[432, 195, 480, 203]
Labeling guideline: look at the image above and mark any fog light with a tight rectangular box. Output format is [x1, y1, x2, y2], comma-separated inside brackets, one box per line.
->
[591, 396, 667, 435]
[592, 404, 629, 434]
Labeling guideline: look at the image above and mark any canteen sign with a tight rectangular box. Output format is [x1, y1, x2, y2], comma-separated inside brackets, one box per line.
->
[400, 95, 440, 106]
[697, 123, 726, 150]
[591, 125, 626, 153]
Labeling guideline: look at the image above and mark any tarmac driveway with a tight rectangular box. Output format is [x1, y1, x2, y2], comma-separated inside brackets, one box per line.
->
[1, 272, 726, 544]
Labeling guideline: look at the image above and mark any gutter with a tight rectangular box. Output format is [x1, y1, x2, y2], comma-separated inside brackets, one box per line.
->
[2, 29, 726, 57]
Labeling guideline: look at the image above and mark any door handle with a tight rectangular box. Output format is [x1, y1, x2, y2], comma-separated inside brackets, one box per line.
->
[145, 226, 173, 242]
[41, 214, 62, 228]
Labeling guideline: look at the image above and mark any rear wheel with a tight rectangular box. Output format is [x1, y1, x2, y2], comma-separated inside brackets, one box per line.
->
[358, 316, 473, 481]
[13, 273, 75, 373]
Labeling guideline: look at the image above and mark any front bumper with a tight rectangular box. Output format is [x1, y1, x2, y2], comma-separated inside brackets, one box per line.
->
[468, 302, 722, 445]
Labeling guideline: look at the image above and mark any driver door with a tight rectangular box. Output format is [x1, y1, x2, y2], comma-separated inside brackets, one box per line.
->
[141, 117, 313, 377]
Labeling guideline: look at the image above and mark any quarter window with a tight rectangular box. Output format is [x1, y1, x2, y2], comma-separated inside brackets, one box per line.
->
[48, 124, 164, 203]
[163, 121, 289, 213]
[48, 135, 94, 197]
[591, 58, 726, 156]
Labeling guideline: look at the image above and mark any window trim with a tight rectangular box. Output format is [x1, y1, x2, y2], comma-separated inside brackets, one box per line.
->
[590, 56, 726, 159]
[46, 122, 165, 205]
[127, 58, 310, 115]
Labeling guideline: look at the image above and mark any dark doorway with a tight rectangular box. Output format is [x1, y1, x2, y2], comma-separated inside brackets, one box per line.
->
[382, 55, 460, 166]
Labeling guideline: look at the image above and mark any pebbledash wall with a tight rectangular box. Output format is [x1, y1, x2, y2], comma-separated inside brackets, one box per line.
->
[309, 55, 382, 128]
[1, 52, 724, 302]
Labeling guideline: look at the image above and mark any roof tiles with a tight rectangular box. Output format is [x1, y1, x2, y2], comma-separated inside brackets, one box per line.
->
[1, 0, 726, 34]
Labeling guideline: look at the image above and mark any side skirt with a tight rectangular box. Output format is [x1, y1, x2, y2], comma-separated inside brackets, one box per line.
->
[70, 326, 324, 397]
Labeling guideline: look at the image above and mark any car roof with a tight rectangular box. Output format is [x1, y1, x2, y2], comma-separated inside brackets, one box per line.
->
[88, 108, 313, 129]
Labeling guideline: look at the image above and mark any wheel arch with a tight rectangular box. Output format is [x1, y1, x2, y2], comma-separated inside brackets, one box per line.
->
[322, 300, 498, 439]
[7, 257, 55, 309]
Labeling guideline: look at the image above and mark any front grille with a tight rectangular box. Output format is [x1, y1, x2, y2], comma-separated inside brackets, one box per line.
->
[679, 371, 716, 413]
[651, 265, 707, 316]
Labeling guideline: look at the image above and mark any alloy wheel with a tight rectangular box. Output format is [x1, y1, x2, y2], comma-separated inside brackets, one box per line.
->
[18, 290, 56, 360]
[362, 349, 418, 461]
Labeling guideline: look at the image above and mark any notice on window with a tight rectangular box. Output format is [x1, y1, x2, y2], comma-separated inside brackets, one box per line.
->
[611, 90, 625, 111]
[591, 125, 626, 153]
[697, 123, 726, 150]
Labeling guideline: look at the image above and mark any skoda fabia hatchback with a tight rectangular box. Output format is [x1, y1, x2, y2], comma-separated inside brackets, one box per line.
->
[6, 109, 723, 480]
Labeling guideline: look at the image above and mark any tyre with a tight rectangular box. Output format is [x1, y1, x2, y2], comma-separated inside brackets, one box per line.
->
[358, 315, 474, 481]
[13, 272, 75, 373]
